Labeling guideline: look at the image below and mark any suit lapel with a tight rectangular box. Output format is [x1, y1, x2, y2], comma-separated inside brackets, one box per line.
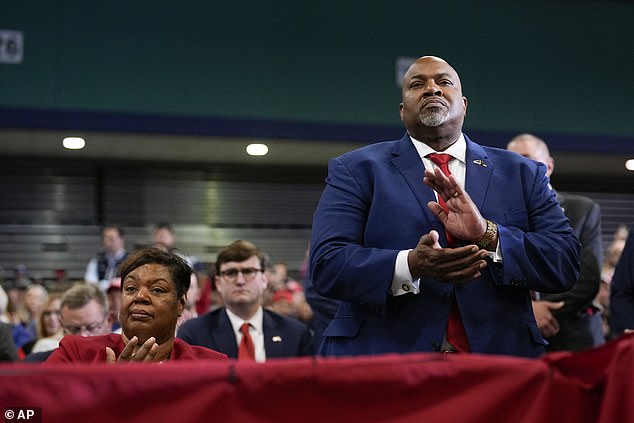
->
[391, 134, 437, 227]
[464, 136, 493, 210]
[262, 311, 284, 358]
[214, 310, 239, 358]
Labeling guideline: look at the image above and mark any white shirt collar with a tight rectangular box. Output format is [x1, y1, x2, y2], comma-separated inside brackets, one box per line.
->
[409, 133, 467, 164]
[225, 306, 264, 335]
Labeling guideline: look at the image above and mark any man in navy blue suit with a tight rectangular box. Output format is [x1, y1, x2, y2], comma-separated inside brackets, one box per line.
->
[309, 56, 580, 357]
[178, 240, 313, 360]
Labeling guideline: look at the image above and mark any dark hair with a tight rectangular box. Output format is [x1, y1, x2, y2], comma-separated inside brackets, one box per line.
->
[215, 240, 267, 274]
[154, 222, 174, 233]
[103, 225, 125, 238]
[119, 247, 192, 298]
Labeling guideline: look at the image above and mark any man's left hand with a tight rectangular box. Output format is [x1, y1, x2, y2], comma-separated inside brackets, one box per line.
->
[424, 167, 488, 243]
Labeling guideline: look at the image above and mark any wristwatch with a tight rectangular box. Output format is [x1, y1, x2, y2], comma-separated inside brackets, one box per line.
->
[476, 219, 498, 248]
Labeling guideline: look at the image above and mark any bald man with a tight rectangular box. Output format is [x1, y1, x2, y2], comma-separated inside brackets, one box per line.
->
[507, 134, 604, 351]
[309, 56, 580, 358]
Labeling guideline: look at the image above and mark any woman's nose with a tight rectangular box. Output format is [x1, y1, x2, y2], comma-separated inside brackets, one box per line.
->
[134, 287, 150, 301]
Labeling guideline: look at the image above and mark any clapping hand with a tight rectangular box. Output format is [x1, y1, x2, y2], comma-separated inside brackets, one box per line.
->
[105, 336, 160, 364]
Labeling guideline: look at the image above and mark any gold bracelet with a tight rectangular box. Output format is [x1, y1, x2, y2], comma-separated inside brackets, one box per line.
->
[476, 219, 497, 248]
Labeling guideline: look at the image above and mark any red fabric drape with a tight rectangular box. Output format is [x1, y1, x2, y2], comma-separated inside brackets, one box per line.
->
[1, 334, 632, 423]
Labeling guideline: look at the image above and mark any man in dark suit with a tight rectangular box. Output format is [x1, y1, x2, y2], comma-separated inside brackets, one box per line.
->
[610, 227, 634, 335]
[508, 134, 604, 351]
[309, 56, 580, 358]
[0, 321, 19, 362]
[178, 240, 313, 360]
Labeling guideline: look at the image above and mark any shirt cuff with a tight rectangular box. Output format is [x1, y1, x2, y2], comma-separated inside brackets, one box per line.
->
[390, 249, 420, 296]
[488, 239, 503, 262]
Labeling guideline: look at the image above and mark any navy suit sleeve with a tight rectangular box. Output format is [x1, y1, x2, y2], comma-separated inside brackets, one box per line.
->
[491, 160, 580, 294]
[610, 228, 634, 335]
[310, 156, 399, 305]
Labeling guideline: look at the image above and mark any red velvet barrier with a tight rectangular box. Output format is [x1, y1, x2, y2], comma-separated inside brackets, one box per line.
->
[1, 334, 632, 423]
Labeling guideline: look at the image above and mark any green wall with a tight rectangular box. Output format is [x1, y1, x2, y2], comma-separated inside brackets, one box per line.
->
[1, 0, 633, 138]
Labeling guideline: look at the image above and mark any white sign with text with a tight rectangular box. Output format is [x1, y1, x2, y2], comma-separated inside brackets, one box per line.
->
[0, 30, 24, 64]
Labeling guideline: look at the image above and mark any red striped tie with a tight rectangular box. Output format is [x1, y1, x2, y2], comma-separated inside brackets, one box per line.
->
[426, 153, 471, 352]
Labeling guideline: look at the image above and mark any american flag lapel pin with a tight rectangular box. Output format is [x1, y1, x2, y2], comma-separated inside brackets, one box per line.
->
[472, 159, 488, 167]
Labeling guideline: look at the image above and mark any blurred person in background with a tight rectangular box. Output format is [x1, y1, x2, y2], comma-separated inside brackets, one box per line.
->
[24, 283, 113, 362]
[85, 226, 128, 292]
[106, 278, 122, 332]
[0, 285, 11, 324]
[28, 293, 64, 354]
[179, 240, 313, 361]
[177, 272, 201, 331]
[507, 134, 603, 351]
[152, 222, 197, 267]
[0, 321, 19, 362]
[11, 284, 48, 350]
[609, 227, 634, 336]
[596, 226, 628, 339]
[153, 222, 177, 250]
[0, 286, 19, 361]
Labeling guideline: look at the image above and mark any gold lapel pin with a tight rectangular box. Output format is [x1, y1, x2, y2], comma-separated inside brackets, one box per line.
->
[272, 336, 282, 343]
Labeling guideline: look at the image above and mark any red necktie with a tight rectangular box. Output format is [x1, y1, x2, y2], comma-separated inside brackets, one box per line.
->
[238, 322, 255, 360]
[426, 153, 471, 352]
[426, 153, 456, 246]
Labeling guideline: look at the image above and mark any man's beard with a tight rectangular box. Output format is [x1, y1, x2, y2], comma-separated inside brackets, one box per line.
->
[418, 106, 448, 127]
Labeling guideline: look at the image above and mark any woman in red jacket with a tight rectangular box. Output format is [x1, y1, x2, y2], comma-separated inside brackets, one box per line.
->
[47, 247, 227, 363]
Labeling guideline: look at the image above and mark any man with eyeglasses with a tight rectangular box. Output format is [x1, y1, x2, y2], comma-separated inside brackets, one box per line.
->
[23, 283, 112, 362]
[178, 240, 313, 361]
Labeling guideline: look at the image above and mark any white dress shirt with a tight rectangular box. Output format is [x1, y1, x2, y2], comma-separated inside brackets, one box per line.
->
[390, 134, 500, 296]
[225, 306, 266, 362]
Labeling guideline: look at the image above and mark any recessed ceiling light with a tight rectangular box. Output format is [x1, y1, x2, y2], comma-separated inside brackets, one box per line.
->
[62, 137, 85, 150]
[246, 143, 268, 156]
[625, 159, 634, 171]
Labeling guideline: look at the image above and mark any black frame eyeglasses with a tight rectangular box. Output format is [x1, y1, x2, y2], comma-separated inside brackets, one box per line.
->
[219, 268, 262, 282]
[62, 318, 106, 335]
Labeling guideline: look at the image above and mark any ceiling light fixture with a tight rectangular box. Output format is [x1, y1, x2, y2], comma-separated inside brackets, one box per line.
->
[62, 137, 86, 150]
[625, 159, 634, 171]
[246, 143, 268, 156]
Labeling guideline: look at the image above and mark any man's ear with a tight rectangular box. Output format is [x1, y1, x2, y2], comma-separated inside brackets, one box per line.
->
[546, 156, 555, 177]
[399, 103, 404, 122]
[463, 96, 468, 116]
[261, 269, 269, 289]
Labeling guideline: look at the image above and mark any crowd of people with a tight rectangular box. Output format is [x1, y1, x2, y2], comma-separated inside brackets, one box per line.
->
[1, 223, 318, 363]
[1, 197, 629, 364]
[1, 56, 633, 364]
